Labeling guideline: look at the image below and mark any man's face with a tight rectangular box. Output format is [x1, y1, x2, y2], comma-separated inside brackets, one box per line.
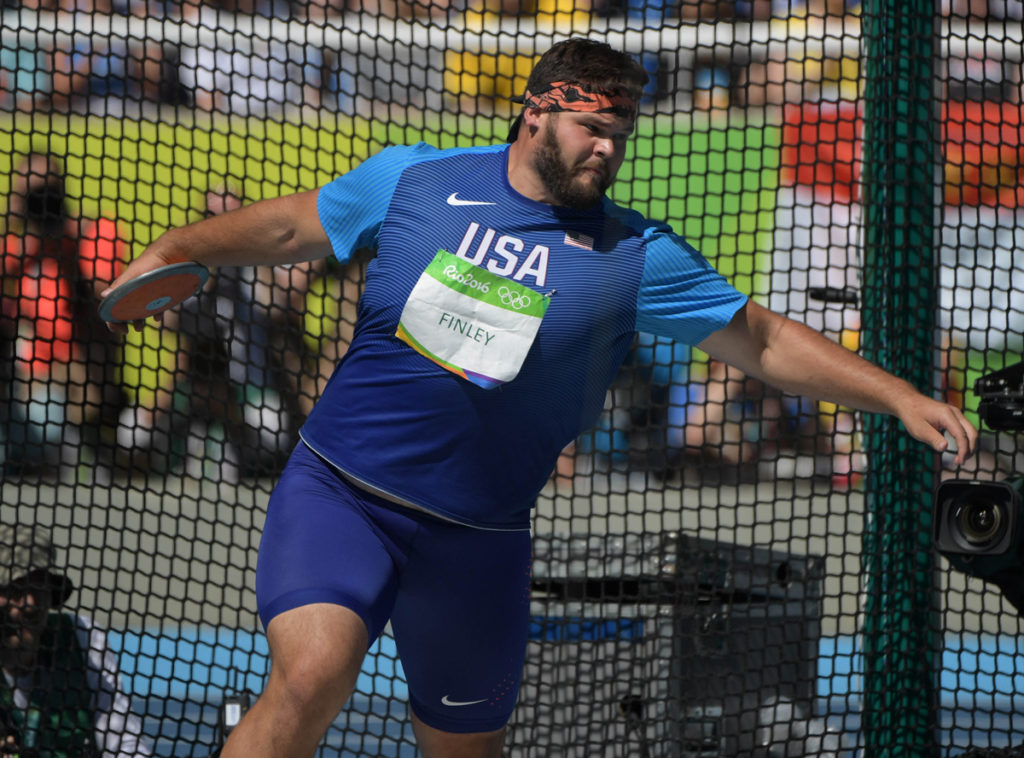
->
[532, 110, 633, 210]
[0, 589, 52, 676]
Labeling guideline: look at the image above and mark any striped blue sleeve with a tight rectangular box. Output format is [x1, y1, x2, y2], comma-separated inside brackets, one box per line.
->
[317, 142, 441, 263]
[635, 225, 748, 345]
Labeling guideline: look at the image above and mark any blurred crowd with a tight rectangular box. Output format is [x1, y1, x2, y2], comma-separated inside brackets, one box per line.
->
[2, 0, 1019, 117]
[0, 0, 883, 118]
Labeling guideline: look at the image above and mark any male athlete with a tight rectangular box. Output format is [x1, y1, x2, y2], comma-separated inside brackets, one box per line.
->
[102, 38, 977, 758]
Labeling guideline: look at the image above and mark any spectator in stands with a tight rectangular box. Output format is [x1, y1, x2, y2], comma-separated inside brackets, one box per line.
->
[265, 240, 335, 424]
[442, 0, 597, 117]
[49, 0, 186, 115]
[678, 0, 732, 19]
[9, 0, 182, 116]
[735, 0, 862, 109]
[1, 150, 128, 476]
[50, 37, 135, 114]
[117, 181, 311, 479]
[177, 0, 323, 117]
[941, 0, 1023, 20]
[0, 50, 45, 112]
[179, 0, 293, 22]
[0, 0, 57, 113]
[576, 335, 716, 470]
[937, 99, 1024, 478]
[574, 339, 767, 482]
[298, 254, 367, 421]
[764, 100, 867, 486]
[674, 355, 769, 466]
[344, 0, 452, 20]
[293, 0, 336, 22]
[0, 524, 151, 758]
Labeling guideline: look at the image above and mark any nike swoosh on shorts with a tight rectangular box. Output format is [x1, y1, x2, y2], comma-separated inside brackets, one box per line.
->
[441, 695, 489, 706]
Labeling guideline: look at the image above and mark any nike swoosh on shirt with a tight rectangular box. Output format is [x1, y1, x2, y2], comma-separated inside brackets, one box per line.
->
[441, 695, 489, 706]
[447, 193, 497, 207]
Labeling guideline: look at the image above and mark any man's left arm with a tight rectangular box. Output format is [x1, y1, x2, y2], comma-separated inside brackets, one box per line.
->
[697, 300, 978, 465]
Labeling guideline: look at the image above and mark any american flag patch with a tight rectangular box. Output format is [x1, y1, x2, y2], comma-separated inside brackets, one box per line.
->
[564, 231, 594, 250]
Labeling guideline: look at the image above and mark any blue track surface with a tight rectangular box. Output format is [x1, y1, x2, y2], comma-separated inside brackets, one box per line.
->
[113, 627, 1024, 756]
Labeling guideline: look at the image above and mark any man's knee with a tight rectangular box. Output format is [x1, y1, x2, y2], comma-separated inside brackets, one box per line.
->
[411, 713, 506, 758]
[264, 603, 369, 711]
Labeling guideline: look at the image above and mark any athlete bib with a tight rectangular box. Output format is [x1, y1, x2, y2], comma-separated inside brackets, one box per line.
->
[396, 250, 550, 389]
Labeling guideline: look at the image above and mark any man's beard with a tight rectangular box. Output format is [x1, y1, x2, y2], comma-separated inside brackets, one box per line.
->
[534, 122, 610, 210]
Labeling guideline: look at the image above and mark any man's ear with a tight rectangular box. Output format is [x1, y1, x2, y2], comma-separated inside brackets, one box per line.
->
[521, 106, 545, 133]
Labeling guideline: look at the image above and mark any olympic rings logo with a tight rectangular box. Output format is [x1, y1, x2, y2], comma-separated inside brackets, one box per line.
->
[498, 286, 531, 310]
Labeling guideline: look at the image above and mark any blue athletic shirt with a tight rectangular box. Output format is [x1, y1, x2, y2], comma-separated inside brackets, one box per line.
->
[301, 142, 747, 530]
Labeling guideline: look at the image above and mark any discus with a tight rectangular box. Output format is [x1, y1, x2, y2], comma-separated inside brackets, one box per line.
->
[98, 261, 210, 323]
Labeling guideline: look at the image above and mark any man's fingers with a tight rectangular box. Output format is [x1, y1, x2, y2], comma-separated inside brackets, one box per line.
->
[104, 313, 163, 334]
[939, 405, 978, 465]
[903, 401, 978, 466]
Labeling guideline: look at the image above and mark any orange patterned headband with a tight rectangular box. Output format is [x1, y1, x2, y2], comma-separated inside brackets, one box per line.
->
[518, 81, 638, 120]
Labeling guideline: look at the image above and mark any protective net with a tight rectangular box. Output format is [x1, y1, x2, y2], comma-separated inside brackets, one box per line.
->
[0, 0, 1022, 755]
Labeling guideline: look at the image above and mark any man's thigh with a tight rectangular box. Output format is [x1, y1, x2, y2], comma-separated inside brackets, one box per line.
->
[389, 521, 532, 735]
[255, 443, 420, 643]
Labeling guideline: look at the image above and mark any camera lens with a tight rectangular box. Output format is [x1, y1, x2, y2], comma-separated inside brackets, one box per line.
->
[953, 498, 1006, 548]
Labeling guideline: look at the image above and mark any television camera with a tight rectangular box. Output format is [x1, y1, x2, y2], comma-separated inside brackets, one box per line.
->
[934, 361, 1024, 615]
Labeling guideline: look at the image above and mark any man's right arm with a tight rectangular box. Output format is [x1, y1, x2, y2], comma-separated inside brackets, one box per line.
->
[102, 189, 331, 332]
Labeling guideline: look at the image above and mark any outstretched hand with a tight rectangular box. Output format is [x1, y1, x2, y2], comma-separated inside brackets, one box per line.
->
[99, 247, 185, 335]
[897, 395, 979, 466]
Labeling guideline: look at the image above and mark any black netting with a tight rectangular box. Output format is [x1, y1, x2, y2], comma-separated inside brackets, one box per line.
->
[1, 0, 1023, 755]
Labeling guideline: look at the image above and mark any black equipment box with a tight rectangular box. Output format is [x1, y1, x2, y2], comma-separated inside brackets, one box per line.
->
[507, 532, 824, 757]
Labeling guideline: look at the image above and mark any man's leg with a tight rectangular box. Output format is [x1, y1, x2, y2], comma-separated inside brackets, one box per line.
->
[410, 713, 505, 758]
[389, 512, 532, 758]
[220, 603, 368, 758]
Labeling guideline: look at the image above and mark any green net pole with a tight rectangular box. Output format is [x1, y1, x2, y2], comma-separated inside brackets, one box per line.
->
[859, 0, 941, 755]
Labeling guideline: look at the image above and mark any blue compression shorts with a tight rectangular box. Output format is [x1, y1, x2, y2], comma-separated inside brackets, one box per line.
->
[255, 442, 533, 733]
